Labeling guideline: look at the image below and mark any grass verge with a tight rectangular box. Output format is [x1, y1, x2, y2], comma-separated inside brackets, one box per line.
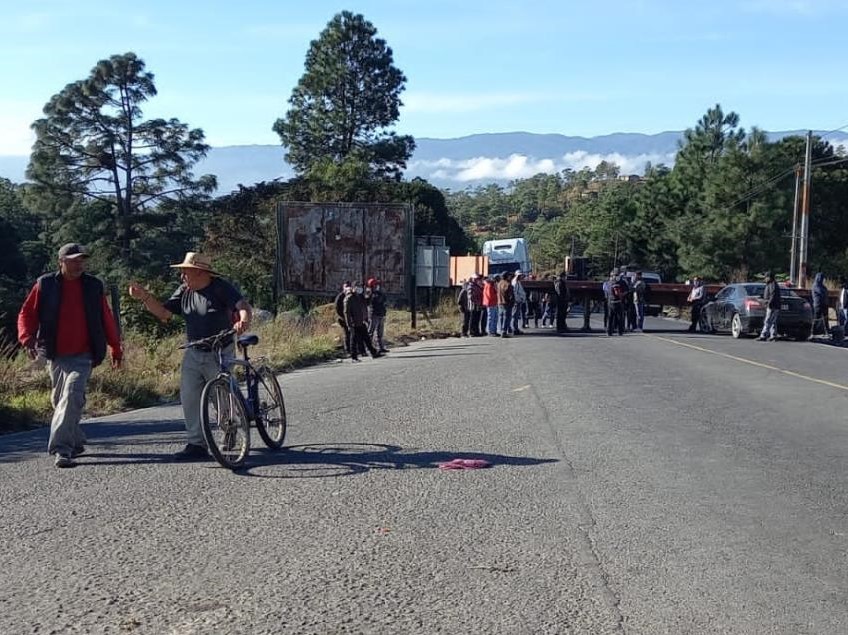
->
[0, 301, 461, 434]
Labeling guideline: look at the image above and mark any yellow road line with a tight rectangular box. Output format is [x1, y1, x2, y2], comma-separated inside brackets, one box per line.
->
[649, 335, 848, 392]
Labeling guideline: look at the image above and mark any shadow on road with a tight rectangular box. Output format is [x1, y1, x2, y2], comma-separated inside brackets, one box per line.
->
[235, 443, 559, 479]
[0, 418, 186, 464]
[386, 352, 483, 359]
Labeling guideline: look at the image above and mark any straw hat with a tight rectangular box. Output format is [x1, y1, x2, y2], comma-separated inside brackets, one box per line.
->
[170, 252, 219, 276]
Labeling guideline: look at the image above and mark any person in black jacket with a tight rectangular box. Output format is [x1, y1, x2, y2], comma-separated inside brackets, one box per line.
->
[366, 277, 389, 352]
[606, 276, 628, 336]
[811, 272, 829, 337]
[554, 272, 570, 333]
[758, 271, 781, 341]
[334, 282, 352, 354]
[344, 282, 382, 362]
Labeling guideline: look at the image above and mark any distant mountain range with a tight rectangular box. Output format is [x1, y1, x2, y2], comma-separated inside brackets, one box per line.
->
[2, 130, 846, 192]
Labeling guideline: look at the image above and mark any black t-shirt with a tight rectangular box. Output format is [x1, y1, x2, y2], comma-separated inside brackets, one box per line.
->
[163, 278, 243, 341]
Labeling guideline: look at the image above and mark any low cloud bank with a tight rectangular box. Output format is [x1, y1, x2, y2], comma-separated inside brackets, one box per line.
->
[407, 151, 677, 183]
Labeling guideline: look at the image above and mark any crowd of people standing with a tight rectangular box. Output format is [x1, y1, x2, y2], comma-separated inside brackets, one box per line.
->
[334, 278, 389, 362]
[457, 271, 572, 337]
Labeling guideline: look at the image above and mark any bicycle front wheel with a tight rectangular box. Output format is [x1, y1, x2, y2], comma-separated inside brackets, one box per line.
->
[255, 366, 287, 449]
[200, 376, 251, 469]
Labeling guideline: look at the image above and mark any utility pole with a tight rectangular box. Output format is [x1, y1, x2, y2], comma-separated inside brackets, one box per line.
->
[798, 130, 813, 288]
[789, 165, 802, 284]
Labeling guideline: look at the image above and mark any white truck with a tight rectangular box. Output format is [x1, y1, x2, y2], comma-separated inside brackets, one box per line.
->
[482, 238, 532, 276]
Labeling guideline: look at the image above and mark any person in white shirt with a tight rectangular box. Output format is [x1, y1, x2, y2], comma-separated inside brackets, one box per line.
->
[686, 276, 706, 332]
[838, 278, 848, 327]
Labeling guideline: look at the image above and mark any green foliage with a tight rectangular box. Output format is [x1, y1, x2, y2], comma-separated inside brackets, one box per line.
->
[273, 11, 415, 180]
[444, 104, 848, 283]
[118, 278, 184, 340]
[203, 169, 474, 311]
[0, 179, 35, 341]
[203, 180, 292, 311]
[27, 52, 215, 278]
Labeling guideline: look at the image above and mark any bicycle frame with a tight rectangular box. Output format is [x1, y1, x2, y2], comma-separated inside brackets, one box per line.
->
[213, 341, 261, 424]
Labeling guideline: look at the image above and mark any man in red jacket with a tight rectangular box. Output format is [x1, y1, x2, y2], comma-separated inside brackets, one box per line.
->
[18, 243, 123, 468]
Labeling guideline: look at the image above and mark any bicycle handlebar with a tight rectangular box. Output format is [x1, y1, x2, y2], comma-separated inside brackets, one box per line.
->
[179, 328, 236, 351]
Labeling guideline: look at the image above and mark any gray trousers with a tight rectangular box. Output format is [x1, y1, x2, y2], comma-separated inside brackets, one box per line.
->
[47, 355, 93, 456]
[761, 308, 780, 339]
[180, 347, 231, 446]
[369, 315, 386, 350]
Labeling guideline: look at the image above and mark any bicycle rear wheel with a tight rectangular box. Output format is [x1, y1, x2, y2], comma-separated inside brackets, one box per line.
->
[200, 376, 251, 469]
[255, 366, 287, 449]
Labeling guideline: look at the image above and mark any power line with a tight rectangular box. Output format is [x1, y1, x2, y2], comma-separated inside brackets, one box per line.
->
[722, 166, 796, 212]
[809, 156, 848, 169]
[817, 122, 848, 142]
[720, 128, 847, 211]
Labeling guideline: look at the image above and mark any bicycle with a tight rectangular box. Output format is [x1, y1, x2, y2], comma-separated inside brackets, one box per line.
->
[180, 328, 287, 469]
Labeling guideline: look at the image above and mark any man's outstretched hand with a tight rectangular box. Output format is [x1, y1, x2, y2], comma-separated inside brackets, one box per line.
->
[127, 281, 148, 301]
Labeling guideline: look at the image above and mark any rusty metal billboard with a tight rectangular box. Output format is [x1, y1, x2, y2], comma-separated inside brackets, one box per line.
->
[276, 202, 412, 297]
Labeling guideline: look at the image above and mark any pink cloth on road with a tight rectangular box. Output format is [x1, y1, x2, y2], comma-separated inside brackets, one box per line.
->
[437, 458, 492, 470]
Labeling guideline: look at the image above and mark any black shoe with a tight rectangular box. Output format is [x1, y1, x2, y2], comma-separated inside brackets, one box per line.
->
[372, 352, 384, 358]
[54, 453, 75, 468]
[173, 444, 209, 461]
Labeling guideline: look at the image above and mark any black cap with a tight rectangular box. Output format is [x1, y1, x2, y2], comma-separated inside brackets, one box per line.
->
[58, 243, 89, 259]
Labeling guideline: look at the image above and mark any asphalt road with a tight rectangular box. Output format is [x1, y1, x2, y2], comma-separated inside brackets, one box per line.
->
[1, 316, 846, 634]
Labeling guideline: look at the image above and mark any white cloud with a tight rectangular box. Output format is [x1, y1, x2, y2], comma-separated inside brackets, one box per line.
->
[408, 151, 677, 183]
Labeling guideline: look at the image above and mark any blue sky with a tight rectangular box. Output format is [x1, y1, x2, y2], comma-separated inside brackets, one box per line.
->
[1, 0, 847, 155]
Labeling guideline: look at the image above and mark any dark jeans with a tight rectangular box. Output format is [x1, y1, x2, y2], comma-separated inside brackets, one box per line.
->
[626, 302, 636, 331]
[470, 308, 482, 336]
[351, 324, 379, 359]
[689, 301, 703, 331]
[512, 302, 527, 332]
[528, 301, 541, 327]
[607, 302, 624, 335]
[542, 303, 555, 326]
[461, 310, 471, 336]
[555, 304, 569, 332]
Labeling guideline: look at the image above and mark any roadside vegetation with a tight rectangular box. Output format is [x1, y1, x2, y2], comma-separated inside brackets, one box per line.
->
[446, 107, 848, 283]
[2, 10, 846, 433]
[0, 301, 460, 434]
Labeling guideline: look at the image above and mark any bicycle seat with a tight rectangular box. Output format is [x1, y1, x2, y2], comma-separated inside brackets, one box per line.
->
[237, 334, 259, 347]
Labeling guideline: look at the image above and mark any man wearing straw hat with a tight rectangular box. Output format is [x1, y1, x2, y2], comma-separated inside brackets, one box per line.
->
[128, 252, 252, 460]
